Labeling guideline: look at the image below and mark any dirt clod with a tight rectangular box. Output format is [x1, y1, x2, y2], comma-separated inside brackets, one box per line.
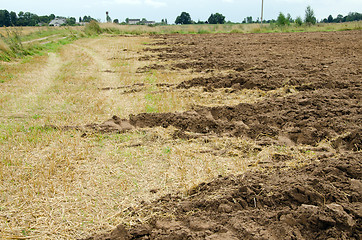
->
[86, 152, 361, 240]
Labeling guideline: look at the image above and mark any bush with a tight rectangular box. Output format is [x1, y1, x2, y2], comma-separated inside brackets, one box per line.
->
[295, 16, 303, 26]
[84, 20, 102, 35]
[276, 12, 290, 26]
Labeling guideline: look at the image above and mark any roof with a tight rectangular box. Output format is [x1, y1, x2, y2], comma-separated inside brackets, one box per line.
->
[49, 18, 67, 26]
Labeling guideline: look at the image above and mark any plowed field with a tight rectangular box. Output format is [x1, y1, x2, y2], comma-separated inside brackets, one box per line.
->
[84, 31, 361, 239]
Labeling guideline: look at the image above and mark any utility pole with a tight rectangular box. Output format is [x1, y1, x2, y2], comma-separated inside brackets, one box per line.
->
[261, 0, 264, 25]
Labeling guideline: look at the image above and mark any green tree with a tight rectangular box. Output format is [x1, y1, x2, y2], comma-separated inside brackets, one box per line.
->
[10, 11, 17, 26]
[161, 19, 168, 25]
[0, 10, 11, 26]
[83, 16, 94, 22]
[346, 12, 362, 22]
[175, 12, 192, 24]
[276, 12, 289, 26]
[327, 15, 333, 23]
[295, 16, 303, 26]
[113, 19, 119, 24]
[66, 17, 76, 26]
[335, 14, 343, 23]
[17, 11, 25, 26]
[305, 6, 316, 25]
[19, 12, 39, 26]
[246, 16, 253, 23]
[39, 15, 52, 24]
[208, 13, 225, 24]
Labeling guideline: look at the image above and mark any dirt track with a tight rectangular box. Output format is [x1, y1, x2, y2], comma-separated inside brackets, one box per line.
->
[83, 31, 361, 239]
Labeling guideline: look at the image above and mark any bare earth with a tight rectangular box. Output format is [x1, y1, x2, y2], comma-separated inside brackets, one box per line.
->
[83, 31, 361, 239]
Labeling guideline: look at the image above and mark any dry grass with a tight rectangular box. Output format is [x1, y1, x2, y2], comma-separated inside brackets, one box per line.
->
[100, 21, 362, 34]
[0, 26, 84, 37]
[0, 35, 319, 239]
[0, 38, 9, 52]
[100, 22, 267, 34]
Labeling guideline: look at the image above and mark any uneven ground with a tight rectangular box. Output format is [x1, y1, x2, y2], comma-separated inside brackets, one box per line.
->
[85, 31, 361, 239]
[0, 30, 361, 239]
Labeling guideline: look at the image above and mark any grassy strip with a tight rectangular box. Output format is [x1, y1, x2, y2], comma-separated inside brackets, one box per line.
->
[100, 21, 362, 35]
[0, 26, 87, 62]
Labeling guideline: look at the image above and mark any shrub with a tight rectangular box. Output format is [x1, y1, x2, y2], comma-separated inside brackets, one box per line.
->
[84, 20, 102, 35]
[276, 12, 290, 26]
[295, 16, 303, 26]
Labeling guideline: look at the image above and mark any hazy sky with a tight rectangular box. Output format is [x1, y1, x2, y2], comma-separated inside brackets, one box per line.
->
[2, 0, 362, 23]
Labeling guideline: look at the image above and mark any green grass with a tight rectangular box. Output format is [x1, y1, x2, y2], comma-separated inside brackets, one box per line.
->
[0, 65, 15, 83]
[20, 27, 76, 42]
[0, 27, 84, 61]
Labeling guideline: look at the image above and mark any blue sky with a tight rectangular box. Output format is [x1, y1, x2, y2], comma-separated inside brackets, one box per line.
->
[2, 0, 362, 23]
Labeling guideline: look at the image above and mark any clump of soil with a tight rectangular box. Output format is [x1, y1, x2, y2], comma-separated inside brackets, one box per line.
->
[130, 88, 360, 148]
[85, 152, 361, 240]
[47, 115, 134, 134]
[62, 87, 359, 150]
[177, 70, 361, 92]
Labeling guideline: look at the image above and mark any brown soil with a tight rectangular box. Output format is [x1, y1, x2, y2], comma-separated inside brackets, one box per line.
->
[78, 31, 361, 239]
[129, 88, 361, 149]
[86, 152, 361, 240]
[60, 88, 360, 150]
[144, 32, 361, 92]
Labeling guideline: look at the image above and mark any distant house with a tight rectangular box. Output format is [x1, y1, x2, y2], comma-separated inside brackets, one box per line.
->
[49, 18, 66, 26]
[128, 19, 140, 24]
[145, 21, 156, 25]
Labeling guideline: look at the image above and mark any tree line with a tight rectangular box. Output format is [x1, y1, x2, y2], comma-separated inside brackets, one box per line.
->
[321, 12, 362, 23]
[0, 9, 96, 27]
[1, 8, 361, 27]
[175, 8, 361, 25]
[175, 12, 226, 25]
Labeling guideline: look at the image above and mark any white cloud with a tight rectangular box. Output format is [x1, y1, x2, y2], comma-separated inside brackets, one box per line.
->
[222, 0, 235, 2]
[145, 0, 167, 8]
